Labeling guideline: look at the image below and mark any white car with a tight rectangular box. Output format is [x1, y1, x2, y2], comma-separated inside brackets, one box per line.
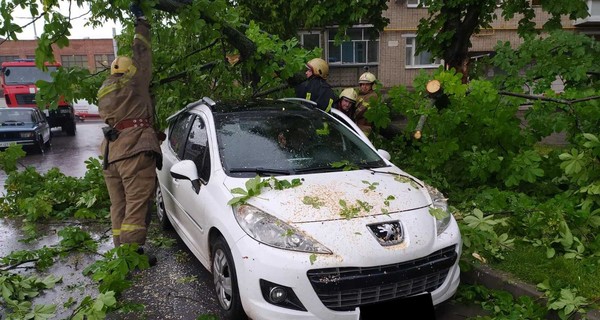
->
[155, 97, 462, 320]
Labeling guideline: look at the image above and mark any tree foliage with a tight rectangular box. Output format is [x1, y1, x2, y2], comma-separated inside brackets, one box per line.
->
[416, 0, 590, 81]
[0, 0, 389, 129]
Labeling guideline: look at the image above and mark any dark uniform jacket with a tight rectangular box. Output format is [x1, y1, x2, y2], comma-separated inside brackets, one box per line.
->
[97, 20, 161, 165]
[295, 76, 337, 112]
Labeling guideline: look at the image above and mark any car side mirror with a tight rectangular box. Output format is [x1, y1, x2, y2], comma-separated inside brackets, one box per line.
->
[170, 160, 202, 194]
[378, 149, 391, 161]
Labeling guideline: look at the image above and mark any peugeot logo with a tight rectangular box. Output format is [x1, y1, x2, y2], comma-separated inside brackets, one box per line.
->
[367, 221, 403, 246]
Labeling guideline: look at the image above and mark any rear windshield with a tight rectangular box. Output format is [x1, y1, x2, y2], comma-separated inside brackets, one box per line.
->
[214, 107, 386, 176]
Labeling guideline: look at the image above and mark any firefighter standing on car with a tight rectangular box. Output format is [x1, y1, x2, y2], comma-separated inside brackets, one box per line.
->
[355, 71, 379, 136]
[295, 58, 337, 112]
[97, 2, 161, 260]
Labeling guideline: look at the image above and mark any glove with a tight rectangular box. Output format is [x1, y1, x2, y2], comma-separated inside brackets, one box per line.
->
[129, 2, 146, 20]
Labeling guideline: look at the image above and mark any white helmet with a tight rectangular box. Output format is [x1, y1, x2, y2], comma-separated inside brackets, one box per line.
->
[359, 72, 376, 84]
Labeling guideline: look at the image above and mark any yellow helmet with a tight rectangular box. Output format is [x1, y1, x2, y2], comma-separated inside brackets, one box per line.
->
[111, 56, 133, 75]
[339, 88, 357, 102]
[359, 72, 376, 84]
[306, 58, 329, 79]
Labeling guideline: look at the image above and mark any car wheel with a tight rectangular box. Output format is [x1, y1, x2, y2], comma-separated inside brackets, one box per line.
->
[212, 236, 247, 320]
[155, 184, 173, 230]
[66, 121, 76, 136]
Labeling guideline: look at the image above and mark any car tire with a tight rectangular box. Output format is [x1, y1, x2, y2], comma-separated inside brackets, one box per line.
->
[212, 236, 247, 320]
[155, 184, 173, 230]
[65, 121, 76, 136]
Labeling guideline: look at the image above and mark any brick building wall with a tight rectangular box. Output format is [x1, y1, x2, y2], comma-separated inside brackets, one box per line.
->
[0, 38, 114, 72]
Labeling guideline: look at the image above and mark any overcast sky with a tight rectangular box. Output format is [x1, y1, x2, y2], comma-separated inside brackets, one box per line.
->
[12, 2, 122, 40]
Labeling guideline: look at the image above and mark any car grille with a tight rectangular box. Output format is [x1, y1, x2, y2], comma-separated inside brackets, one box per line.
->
[0, 132, 23, 139]
[15, 94, 36, 105]
[306, 245, 457, 311]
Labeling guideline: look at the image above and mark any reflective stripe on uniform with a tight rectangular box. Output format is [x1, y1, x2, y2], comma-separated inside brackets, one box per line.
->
[97, 65, 138, 99]
[134, 33, 151, 49]
[325, 98, 333, 113]
[121, 223, 146, 231]
[306, 92, 312, 100]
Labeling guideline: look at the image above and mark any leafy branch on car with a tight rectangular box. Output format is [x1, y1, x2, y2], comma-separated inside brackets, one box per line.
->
[227, 175, 303, 206]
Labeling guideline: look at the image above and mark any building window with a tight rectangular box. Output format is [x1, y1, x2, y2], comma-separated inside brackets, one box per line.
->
[531, 0, 541, 5]
[94, 54, 115, 72]
[405, 36, 441, 68]
[61, 55, 88, 69]
[407, 0, 426, 8]
[299, 32, 321, 50]
[327, 27, 379, 65]
[0, 56, 19, 63]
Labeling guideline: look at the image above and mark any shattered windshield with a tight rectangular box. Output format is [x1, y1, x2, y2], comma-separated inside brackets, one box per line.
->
[214, 105, 386, 176]
[2, 66, 57, 85]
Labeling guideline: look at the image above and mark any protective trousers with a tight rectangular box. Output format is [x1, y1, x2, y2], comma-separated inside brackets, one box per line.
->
[104, 152, 156, 247]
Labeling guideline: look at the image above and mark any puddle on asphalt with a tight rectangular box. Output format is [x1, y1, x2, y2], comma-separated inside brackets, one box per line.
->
[0, 218, 114, 318]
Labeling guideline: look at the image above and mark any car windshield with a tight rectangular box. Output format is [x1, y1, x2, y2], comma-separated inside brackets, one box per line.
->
[0, 109, 34, 123]
[214, 103, 387, 176]
[2, 66, 57, 85]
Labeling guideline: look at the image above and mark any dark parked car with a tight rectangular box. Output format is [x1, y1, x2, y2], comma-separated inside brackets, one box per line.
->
[0, 107, 51, 153]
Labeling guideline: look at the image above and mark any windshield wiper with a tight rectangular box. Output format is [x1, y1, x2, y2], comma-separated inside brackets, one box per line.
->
[293, 166, 342, 174]
[228, 167, 293, 176]
[356, 161, 388, 170]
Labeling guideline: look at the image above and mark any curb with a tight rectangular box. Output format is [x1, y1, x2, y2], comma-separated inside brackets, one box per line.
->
[461, 264, 600, 320]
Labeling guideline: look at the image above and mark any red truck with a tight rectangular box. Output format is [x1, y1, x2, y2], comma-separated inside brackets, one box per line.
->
[1, 59, 77, 136]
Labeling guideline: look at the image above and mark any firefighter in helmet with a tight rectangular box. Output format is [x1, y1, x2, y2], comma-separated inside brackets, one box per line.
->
[295, 57, 337, 112]
[355, 71, 379, 136]
[335, 87, 358, 118]
[96, 2, 160, 265]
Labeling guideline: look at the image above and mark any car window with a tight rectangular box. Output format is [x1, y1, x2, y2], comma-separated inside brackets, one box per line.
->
[168, 112, 195, 159]
[183, 116, 211, 183]
[214, 108, 386, 176]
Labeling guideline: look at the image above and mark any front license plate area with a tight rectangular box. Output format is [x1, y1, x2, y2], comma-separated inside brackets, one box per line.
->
[359, 292, 435, 320]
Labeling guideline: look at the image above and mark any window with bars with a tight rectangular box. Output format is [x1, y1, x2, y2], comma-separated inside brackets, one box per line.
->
[327, 27, 379, 65]
[405, 36, 442, 68]
[61, 55, 89, 69]
[94, 54, 115, 72]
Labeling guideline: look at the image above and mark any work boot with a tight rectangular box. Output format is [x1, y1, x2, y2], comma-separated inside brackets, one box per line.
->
[137, 247, 157, 267]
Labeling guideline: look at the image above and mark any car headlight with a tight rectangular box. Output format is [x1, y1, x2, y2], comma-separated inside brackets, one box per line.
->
[234, 204, 332, 254]
[19, 132, 34, 138]
[425, 184, 451, 236]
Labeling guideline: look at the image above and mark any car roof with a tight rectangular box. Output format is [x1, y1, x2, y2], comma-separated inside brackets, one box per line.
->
[211, 99, 314, 114]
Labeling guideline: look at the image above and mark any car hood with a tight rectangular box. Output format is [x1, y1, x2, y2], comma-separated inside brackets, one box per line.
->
[223, 168, 431, 223]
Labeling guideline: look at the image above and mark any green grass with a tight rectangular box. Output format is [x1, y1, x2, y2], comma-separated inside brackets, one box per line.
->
[490, 242, 600, 300]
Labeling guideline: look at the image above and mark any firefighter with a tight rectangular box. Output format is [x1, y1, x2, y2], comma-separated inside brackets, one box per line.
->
[295, 57, 337, 112]
[335, 87, 358, 118]
[97, 1, 161, 265]
[355, 71, 379, 136]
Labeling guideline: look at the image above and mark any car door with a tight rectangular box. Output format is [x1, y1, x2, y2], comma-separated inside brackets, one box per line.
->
[171, 113, 212, 262]
[159, 112, 195, 226]
[34, 109, 51, 143]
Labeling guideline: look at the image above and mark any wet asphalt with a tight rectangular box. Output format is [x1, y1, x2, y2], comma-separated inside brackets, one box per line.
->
[0, 110, 487, 319]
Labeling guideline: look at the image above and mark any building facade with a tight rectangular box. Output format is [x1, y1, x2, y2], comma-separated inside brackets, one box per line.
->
[2, 0, 600, 91]
[0, 38, 115, 72]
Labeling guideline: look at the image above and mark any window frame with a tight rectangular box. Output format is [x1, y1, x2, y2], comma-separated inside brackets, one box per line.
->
[60, 55, 89, 69]
[403, 34, 442, 69]
[326, 26, 379, 66]
[298, 31, 321, 50]
[407, 0, 427, 8]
